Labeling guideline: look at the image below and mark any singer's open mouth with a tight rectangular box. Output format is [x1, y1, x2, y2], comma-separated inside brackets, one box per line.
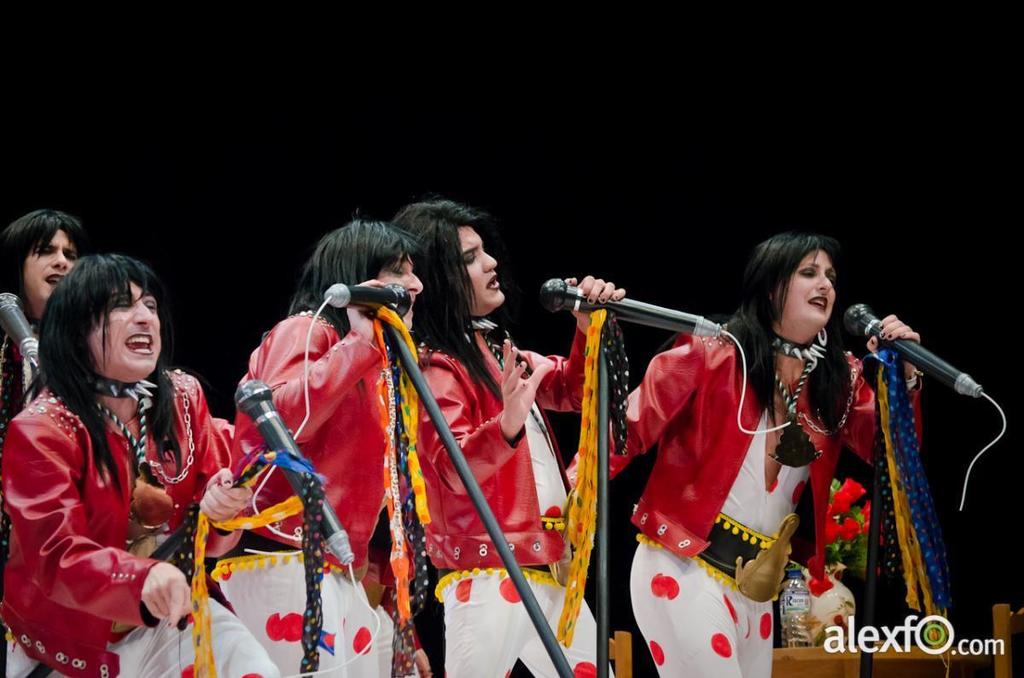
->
[487, 275, 500, 290]
[126, 334, 154, 354]
[809, 296, 828, 311]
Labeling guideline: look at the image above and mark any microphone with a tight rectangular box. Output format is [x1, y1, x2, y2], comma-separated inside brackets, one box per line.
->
[844, 303, 983, 398]
[324, 283, 412, 317]
[539, 278, 721, 336]
[0, 293, 39, 369]
[235, 380, 355, 564]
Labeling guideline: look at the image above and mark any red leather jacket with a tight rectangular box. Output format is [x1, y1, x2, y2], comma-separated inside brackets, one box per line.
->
[232, 314, 386, 569]
[418, 330, 585, 570]
[613, 334, 921, 581]
[0, 371, 232, 677]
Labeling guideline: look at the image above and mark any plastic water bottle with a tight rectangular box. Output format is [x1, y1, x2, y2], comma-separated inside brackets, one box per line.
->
[780, 568, 812, 647]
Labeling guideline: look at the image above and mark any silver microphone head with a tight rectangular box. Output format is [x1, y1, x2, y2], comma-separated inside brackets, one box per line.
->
[323, 284, 352, 308]
[235, 379, 273, 418]
[0, 292, 23, 312]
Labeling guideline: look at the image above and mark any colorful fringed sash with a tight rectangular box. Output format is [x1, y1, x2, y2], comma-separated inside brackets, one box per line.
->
[872, 348, 950, 615]
[557, 311, 629, 646]
[372, 307, 431, 624]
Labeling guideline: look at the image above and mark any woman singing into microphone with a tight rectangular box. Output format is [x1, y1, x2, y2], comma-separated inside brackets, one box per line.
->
[394, 198, 624, 678]
[221, 219, 423, 676]
[0, 208, 90, 428]
[0, 208, 91, 673]
[613, 232, 921, 677]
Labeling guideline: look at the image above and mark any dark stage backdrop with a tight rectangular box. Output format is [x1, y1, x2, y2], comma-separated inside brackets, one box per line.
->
[6, 100, 1018, 677]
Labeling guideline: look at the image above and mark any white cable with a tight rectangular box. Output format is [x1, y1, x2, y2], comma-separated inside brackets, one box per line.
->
[958, 392, 1007, 511]
[294, 297, 333, 440]
[279, 659, 348, 677]
[721, 329, 791, 436]
[277, 563, 385, 678]
[243, 547, 302, 556]
[344, 562, 384, 665]
[252, 297, 333, 542]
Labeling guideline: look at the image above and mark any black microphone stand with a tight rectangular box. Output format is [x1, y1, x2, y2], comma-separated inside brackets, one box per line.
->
[382, 324, 575, 678]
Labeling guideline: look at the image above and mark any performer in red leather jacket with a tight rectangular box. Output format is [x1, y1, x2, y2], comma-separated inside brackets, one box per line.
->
[0, 208, 91, 673]
[394, 198, 624, 678]
[1, 254, 276, 678]
[222, 219, 423, 676]
[617, 233, 922, 677]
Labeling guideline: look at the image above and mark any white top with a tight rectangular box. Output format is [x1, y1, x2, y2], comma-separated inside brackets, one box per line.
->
[524, 404, 567, 517]
[720, 412, 810, 536]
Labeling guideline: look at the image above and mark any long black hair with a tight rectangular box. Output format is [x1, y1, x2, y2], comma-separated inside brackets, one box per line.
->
[0, 209, 90, 316]
[38, 254, 180, 486]
[288, 219, 419, 338]
[726, 232, 852, 431]
[393, 198, 517, 397]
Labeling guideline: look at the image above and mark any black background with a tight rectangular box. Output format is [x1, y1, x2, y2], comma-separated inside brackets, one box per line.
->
[5, 76, 1018, 676]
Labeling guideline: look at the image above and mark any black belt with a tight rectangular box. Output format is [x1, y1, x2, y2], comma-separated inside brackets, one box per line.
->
[697, 514, 775, 579]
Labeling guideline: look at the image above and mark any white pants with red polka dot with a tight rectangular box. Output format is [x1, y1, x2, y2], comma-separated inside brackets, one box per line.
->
[630, 543, 773, 678]
[218, 558, 382, 677]
[5, 599, 280, 678]
[439, 570, 612, 678]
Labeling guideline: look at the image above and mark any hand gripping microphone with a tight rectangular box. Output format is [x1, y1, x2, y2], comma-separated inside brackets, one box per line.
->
[844, 303, 982, 397]
[539, 278, 721, 336]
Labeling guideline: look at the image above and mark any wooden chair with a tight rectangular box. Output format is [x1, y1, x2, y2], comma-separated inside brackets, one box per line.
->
[993, 603, 1024, 678]
[608, 630, 632, 678]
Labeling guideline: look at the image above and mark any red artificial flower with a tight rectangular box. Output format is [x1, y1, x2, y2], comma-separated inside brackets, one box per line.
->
[808, 575, 835, 597]
[838, 478, 866, 503]
[839, 517, 861, 541]
[825, 517, 841, 544]
[831, 491, 853, 514]
[841, 478, 867, 500]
